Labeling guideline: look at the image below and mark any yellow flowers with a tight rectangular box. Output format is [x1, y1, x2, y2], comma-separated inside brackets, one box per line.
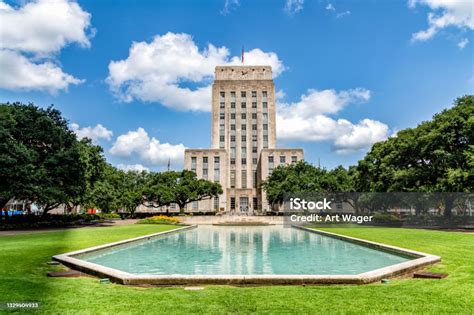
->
[137, 215, 180, 225]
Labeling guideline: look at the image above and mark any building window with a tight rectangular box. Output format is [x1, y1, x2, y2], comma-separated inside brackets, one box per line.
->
[241, 147, 247, 155]
[262, 91, 267, 101]
[252, 102, 257, 108]
[231, 102, 236, 109]
[263, 124, 268, 130]
[241, 135, 246, 142]
[251, 91, 257, 97]
[214, 197, 219, 211]
[203, 168, 208, 180]
[230, 158, 235, 165]
[241, 158, 247, 165]
[252, 124, 257, 130]
[280, 156, 286, 164]
[220, 102, 225, 109]
[263, 113, 268, 121]
[231, 135, 236, 142]
[230, 91, 236, 101]
[192, 201, 198, 210]
[253, 197, 258, 210]
[291, 156, 298, 164]
[268, 156, 274, 163]
[230, 197, 236, 210]
[252, 158, 257, 164]
[253, 171, 257, 188]
[230, 170, 236, 188]
[241, 91, 246, 98]
[220, 91, 225, 101]
[241, 170, 247, 188]
[263, 102, 267, 109]
[214, 169, 220, 182]
[241, 113, 246, 119]
[219, 135, 225, 142]
[191, 157, 196, 171]
[252, 113, 257, 119]
[241, 124, 246, 131]
[252, 147, 257, 153]
[231, 113, 236, 119]
[214, 156, 220, 168]
[241, 102, 246, 109]
[220, 113, 225, 119]
[231, 124, 236, 131]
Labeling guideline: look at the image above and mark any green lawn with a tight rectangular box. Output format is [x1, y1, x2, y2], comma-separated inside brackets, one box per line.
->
[1, 225, 473, 314]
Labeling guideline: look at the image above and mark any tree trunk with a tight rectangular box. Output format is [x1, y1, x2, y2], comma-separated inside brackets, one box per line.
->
[444, 195, 454, 218]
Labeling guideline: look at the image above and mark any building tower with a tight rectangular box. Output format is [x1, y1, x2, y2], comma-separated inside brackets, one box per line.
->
[184, 66, 303, 215]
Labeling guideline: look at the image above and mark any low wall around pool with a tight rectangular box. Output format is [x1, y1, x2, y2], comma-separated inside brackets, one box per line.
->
[52, 225, 441, 286]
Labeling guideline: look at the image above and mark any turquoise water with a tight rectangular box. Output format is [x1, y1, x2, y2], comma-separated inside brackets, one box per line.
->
[78, 226, 412, 275]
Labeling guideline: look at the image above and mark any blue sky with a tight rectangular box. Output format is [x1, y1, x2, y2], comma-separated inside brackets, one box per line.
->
[0, 0, 472, 171]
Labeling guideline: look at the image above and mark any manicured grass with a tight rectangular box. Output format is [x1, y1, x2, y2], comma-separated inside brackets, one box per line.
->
[0, 225, 473, 314]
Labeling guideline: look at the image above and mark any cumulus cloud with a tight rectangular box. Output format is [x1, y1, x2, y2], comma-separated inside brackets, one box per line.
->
[285, 0, 304, 14]
[71, 123, 113, 142]
[409, 0, 473, 42]
[326, 3, 335, 11]
[0, 0, 93, 55]
[117, 164, 149, 172]
[276, 88, 389, 153]
[0, 0, 93, 92]
[0, 50, 83, 92]
[106, 32, 285, 112]
[109, 127, 185, 167]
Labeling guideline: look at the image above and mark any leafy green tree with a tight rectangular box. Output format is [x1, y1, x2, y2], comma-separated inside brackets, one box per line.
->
[118, 170, 148, 216]
[0, 103, 85, 217]
[87, 164, 123, 213]
[262, 161, 353, 206]
[142, 170, 222, 214]
[355, 95, 474, 216]
[66, 139, 107, 213]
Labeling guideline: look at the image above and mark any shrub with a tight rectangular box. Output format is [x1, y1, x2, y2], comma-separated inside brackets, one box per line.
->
[137, 215, 181, 225]
[95, 213, 121, 219]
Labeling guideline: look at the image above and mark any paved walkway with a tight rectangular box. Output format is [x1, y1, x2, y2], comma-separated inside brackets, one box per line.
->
[0, 219, 138, 237]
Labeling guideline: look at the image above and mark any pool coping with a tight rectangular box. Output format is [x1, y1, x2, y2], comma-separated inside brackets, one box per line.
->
[52, 224, 441, 285]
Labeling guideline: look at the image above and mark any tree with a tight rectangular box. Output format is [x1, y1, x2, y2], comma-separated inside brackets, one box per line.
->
[65, 139, 107, 213]
[87, 164, 123, 213]
[355, 95, 474, 216]
[142, 170, 222, 214]
[0, 103, 86, 217]
[262, 161, 353, 207]
[118, 170, 148, 216]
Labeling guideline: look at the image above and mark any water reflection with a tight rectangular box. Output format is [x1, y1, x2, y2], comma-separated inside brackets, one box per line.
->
[80, 226, 410, 275]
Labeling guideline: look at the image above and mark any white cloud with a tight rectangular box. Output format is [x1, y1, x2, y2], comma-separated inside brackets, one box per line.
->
[0, 0, 92, 92]
[285, 0, 304, 14]
[71, 123, 113, 142]
[117, 164, 149, 172]
[0, 0, 93, 55]
[106, 32, 285, 112]
[278, 88, 371, 117]
[326, 3, 335, 11]
[221, 0, 240, 15]
[458, 37, 469, 49]
[109, 127, 185, 167]
[276, 88, 389, 153]
[0, 50, 83, 92]
[409, 0, 473, 42]
[336, 10, 351, 18]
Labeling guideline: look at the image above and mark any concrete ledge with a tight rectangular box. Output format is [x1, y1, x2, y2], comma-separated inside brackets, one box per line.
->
[52, 225, 441, 286]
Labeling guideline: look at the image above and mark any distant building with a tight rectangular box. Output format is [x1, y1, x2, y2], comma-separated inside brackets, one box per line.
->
[184, 66, 304, 215]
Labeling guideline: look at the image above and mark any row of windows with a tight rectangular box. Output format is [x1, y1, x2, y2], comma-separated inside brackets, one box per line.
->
[220, 91, 267, 100]
[220, 102, 268, 109]
[191, 196, 220, 211]
[268, 155, 298, 174]
[229, 197, 259, 210]
[221, 113, 268, 120]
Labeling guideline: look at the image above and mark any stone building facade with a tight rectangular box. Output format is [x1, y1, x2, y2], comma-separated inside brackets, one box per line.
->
[184, 65, 304, 215]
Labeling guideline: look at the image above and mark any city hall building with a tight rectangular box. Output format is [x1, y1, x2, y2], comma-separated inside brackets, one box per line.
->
[184, 66, 304, 215]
